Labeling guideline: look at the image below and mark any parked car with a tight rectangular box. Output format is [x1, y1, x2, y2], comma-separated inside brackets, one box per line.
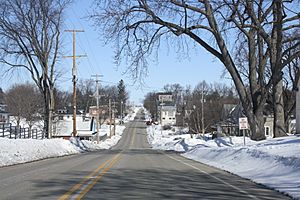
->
[146, 120, 158, 125]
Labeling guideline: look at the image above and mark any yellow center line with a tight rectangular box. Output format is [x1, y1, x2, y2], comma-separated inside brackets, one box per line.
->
[75, 153, 123, 199]
[59, 122, 137, 199]
[130, 125, 137, 148]
[58, 152, 122, 200]
[58, 159, 110, 200]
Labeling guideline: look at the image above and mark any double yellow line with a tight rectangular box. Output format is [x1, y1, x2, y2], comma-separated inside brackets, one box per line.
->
[58, 153, 122, 200]
[59, 124, 137, 199]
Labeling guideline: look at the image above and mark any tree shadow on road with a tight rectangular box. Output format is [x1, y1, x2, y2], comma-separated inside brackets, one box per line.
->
[31, 150, 291, 200]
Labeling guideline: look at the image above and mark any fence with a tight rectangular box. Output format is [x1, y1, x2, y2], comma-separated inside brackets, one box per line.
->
[0, 123, 44, 139]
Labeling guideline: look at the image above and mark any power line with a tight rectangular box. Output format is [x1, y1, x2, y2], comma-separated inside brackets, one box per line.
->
[69, 6, 100, 76]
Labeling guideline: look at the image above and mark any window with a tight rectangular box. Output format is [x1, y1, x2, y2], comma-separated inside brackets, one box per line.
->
[265, 126, 270, 136]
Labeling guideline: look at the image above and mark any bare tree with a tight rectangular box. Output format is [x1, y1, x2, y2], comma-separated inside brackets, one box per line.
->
[54, 88, 72, 110]
[90, 0, 299, 140]
[228, 1, 300, 137]
[282, 31, 300, 130]
[143, 92, 158, 120]
[77, 79, 96, 113]
[0, 0, 70, 138]
[5, 83, 42, 134]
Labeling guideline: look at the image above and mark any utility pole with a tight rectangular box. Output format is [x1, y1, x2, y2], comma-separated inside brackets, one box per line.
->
[64, 29, 87, 137]
[108, 99, 118, 137]
[92, 74, 103, 143]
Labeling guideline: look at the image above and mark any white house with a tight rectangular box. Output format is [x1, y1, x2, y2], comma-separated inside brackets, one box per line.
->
[157, 92, 176, 126]
[297, 79, 300, 134]
[160, 105, 176, 126]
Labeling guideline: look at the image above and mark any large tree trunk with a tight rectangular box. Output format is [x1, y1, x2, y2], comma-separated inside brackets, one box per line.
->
[42, 80, 54, 139]
[271, 1, 287, 138]
[273, 79, 287, 137]
[247, 109, 266, 141]
[203, 1, 267, 140]
[43, 89, 49, 139]
[48, 87, 55, 139]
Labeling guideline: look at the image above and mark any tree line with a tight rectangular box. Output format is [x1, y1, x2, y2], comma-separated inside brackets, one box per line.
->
[144, 80, 296, 137]
[143, 82, 239, 134]
[0, 0, 130, 138]
[0, 79, 128, 137]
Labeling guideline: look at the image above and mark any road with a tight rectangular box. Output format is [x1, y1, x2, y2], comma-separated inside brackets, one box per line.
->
[0, 111, 291, 199]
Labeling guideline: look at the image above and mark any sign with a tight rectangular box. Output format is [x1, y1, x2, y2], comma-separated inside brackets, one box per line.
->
[239, 117, 248, 130]
[158, 94, 173, 102]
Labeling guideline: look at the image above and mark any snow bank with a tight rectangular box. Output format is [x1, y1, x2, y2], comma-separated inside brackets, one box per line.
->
[0, 124, 126, 167]
[147, 125, 300, 199]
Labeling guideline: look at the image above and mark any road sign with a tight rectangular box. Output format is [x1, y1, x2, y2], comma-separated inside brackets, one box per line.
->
[239, 117, 248, 130]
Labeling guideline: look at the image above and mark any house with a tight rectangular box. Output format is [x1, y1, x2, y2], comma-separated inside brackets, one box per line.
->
[89, 105, 110, 124]
[215, 103, 277, 137]
[160, 104, 177, 126]
[56, 107, 83, 120]
[157, 92, 177, 126]
[215, 104, 247, 136]
[297, 79, 300, 134]
[263, 115, 274, 137]
[0, 104, 10, 124]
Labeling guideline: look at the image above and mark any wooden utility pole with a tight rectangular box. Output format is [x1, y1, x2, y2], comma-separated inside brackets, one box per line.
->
[64, 29, 86, 137]
[92, 74, 103, 143]
[108, 99, 118, 137]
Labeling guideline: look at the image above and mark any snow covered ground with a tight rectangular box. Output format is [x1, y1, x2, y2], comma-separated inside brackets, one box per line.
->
[1, 106, 299, 199]
[0, 106, 140, 167]
[147, 125, 300, 199]
[0, 125, 125, 167]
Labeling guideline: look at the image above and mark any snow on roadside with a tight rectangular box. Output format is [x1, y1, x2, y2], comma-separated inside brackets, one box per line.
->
[147, 125, 300, 199]
[0, 125, 125, 167]
[0, 106, 140, 168]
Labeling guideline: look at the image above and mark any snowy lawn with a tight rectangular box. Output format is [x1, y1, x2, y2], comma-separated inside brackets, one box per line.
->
[0, 107, 141, 168]
[147, 125, 300, 199]
[0, 125, 125, 167]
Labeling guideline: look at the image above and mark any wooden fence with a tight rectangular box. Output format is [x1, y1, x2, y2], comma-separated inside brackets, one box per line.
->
[0, 123, 44, 139]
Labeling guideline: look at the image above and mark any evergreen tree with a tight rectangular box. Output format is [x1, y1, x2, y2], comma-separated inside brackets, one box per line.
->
[117, 79, 128, 117]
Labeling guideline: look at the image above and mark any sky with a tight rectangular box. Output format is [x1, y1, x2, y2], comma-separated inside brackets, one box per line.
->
[60, 0, 233, 104]
[0, 0, 231, 104]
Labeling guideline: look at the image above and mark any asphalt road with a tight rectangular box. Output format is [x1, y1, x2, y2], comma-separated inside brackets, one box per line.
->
[0, 110, 291, 199]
